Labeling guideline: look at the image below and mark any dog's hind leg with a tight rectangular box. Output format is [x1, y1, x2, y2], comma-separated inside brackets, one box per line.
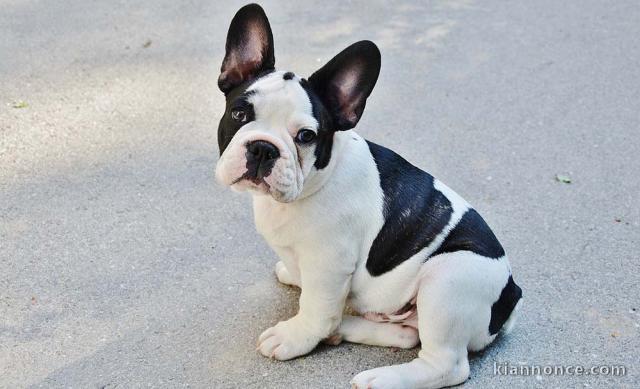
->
[352, 251, 511, 388]
[351, 278, 470, 389]
[325, 315, 418, 349]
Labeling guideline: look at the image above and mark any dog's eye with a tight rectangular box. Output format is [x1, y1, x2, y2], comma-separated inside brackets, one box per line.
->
[231, 109, 247, 123]
[295, 129, 316, 144]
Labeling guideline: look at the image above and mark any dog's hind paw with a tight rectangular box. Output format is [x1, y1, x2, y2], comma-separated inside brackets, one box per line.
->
[351, 366, 407, 389]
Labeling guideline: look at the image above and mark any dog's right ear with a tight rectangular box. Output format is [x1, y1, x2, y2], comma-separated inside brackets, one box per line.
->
[218, 4, 275, 94]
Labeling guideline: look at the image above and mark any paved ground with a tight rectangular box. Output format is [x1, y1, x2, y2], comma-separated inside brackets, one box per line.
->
[1, 0, 639, 388]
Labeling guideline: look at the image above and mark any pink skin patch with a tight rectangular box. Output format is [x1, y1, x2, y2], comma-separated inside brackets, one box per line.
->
[363, 297, 419, 329]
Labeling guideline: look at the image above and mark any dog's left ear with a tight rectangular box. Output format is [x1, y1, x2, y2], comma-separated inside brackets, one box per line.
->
[308, 40, 381, 131]
[218, 4, 275, 94]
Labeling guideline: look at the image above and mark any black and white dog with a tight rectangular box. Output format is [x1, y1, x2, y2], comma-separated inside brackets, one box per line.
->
[215, 4, 522, 388]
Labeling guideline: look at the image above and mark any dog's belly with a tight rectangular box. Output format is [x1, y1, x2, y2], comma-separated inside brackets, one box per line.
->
[348, 252, 426, 318]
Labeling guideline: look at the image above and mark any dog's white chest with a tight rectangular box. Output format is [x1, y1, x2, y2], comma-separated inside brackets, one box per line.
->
[252, 133, 421, 316]
[253, 197, 296, 247]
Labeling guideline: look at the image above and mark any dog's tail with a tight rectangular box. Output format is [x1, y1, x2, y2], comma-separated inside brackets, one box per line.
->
[489, 275, 522, 335]
[500, 298, 522, 335]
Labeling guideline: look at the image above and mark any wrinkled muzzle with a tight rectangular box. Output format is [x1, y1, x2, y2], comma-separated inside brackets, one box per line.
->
[215, 130, 304, 202]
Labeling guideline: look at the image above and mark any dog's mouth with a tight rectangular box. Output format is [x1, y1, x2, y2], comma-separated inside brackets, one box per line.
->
[230, 171, 299, 203]
[221, 158, 301, 203]
[231, 173, 271, 190]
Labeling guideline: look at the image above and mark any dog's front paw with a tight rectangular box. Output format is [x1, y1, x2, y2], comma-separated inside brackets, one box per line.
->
[257, 318, 320, 360]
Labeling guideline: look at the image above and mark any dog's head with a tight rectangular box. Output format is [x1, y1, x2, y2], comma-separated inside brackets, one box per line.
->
[215, 4, 380, 202]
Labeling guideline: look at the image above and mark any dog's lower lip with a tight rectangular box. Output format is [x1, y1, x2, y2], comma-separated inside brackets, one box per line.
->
[231, 174, 271, 189]
[231, 175, 246, 185]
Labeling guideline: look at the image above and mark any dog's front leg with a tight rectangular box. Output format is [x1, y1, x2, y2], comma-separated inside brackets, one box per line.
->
[257, 252, 352, 360]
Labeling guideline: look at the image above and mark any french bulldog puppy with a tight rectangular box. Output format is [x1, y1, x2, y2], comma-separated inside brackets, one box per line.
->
[215, 4, 522, 388]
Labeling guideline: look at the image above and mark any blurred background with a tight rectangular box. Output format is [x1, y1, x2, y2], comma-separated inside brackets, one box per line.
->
[1, 0, 638, 387]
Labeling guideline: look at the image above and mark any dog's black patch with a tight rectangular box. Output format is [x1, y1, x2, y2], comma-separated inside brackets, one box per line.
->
[488, 275, 522, 335]
[430, 208, 505, 259]
[312, 130, 334, 170]
[299, 78, 335, 169]
[365, 141, 453, 276]
[217, 73, 273, 155]
[283, 71, 295, 80]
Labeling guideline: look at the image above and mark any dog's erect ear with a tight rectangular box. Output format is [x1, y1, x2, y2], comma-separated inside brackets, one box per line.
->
[308, 41, 381, 131]
[218, 4, 275, 94]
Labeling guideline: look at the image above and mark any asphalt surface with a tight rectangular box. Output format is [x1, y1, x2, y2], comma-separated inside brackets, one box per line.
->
[1, 0, 639, 388]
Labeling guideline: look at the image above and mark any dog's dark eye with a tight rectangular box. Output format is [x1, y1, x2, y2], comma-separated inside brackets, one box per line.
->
[231, 109, 247, 123]
[295, 129, 316, 144]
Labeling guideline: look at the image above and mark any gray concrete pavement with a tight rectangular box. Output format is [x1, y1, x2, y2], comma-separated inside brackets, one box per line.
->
[1, 0, 639, 388]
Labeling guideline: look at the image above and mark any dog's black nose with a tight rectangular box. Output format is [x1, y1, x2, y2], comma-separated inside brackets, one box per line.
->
[245, 140, 280, 179]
